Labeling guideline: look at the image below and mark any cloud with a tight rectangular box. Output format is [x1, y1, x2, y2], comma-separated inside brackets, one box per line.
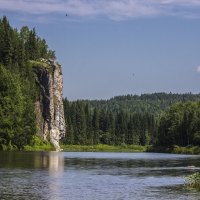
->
[1, 0, 200, 21]
[197, 66, 200, 73]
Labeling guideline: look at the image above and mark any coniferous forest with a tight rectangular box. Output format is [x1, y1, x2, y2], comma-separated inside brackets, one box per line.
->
[1, 16, 200, 151]
[62, 93, 200, 149]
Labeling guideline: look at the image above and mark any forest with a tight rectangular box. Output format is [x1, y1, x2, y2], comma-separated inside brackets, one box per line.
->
[1, 16, 200, 151]
[62, 93, 200, 149]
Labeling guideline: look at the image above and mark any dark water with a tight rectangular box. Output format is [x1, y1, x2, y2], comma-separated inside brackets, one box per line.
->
[0, 152, 200, 200]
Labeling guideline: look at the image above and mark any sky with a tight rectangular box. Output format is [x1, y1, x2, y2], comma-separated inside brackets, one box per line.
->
[1, 0, 200, 100]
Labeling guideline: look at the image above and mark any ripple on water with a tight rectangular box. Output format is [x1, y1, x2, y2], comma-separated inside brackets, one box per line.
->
[0, 152, 200, 200]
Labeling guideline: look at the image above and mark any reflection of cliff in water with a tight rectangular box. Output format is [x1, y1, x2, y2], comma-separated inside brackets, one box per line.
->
[48, 152, 64, 176]
[46, 152, 65, 200]
[0, 151, 64, 176]
[40, 152, 64, 176]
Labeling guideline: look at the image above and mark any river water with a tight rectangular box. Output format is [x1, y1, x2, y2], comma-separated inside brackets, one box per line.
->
[0, 152, 200, 200]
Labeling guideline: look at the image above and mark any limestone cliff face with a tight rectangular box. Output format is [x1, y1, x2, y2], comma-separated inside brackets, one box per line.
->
[34, 59, 65, 151]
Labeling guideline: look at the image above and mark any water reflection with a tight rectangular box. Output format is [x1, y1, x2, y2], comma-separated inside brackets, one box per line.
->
[0, 151, 64, 175]
[48, 152, 64, 176]
[0, 151, 64, 200]
[47, 153, 64, 200]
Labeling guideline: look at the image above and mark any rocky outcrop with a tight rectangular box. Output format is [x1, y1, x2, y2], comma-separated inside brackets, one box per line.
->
[34, 59, 65, 151]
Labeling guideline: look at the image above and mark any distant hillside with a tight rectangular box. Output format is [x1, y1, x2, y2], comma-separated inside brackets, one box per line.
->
[83, 93, 200, 116]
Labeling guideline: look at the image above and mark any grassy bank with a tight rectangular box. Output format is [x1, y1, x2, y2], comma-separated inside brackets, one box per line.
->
[24, 136, 54, 151]
[23, 138, 200, 154]
[147, 145, 200, 154]
[60, 144, 147, 152]
[23, 136, 147, 152]
[173, 145, 200, 154]
[24, 144, 54, 151]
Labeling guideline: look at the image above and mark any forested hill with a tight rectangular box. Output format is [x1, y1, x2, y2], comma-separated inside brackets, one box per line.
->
[63, 93, 200, 146]
[82, 93, 200, 116]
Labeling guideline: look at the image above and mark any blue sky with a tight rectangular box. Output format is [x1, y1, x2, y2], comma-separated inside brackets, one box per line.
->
[1, 0, 200, 100]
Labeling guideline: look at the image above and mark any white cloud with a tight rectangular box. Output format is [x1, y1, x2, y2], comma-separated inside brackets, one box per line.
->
[197, 66, 200, 73]
[1, 0, 200, 21]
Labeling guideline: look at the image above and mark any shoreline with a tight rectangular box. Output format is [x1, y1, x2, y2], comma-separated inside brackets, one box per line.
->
[60, 144, 146, 152]
[21, 144, 200, 154]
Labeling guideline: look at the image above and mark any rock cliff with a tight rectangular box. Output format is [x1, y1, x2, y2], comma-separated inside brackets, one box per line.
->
[34, 59, 65, 151]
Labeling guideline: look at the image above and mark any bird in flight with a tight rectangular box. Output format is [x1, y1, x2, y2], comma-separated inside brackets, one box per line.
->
[66, 13, 68, 16]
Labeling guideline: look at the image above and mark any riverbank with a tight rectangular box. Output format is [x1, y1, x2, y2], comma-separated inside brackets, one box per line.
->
[147, 145, 200, 154]
[23, 136, 54, 151]
[60, 144, 146, 152]
[18, 137, 200, 154]
[22, 136, 147, 152]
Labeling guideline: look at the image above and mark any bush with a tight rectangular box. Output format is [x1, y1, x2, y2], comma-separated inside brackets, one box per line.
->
[185, 172, 200, 188]
[173, 145, 200, 154]
[24, 136, 54, 151]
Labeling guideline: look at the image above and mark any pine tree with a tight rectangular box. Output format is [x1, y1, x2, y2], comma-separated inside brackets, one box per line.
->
[26, 28, 38, 60]
[70, 102, 78, 144]
[115, 111, 127, 145]
[92, 108, 100, 145]
[84, 103, 92, 144]
[0, 16, 12, 67]
[76, 101, 87, 144]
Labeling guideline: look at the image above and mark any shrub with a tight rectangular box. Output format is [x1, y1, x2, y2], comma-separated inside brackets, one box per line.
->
[185, 172, 200, 188]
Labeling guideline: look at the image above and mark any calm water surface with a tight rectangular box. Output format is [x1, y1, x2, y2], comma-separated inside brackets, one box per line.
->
[0, 152, 200, 200]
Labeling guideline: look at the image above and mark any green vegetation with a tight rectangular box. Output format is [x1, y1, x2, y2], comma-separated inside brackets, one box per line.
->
[63, 98, 156, 146]
[0, 16, 56, 150]
[185, 172, 200, 189]
[84, 93, 200, 116]
[61, 144, 146, 152]
[24, 136, 54, 151]
[62, 95, 200, 149]
[147, 145, 200, 154]
[28, 60, 50, 69]
[173, 145, 200, 154]
[156, 101, 200, 149]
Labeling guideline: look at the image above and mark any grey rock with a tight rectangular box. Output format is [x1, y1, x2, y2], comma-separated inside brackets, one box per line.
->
[35, 61, 66, 151]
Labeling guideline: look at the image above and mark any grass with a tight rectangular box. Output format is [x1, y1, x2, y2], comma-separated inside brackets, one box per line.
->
[173, 145, 200, 154]
[24, 142, 147, 152]
[28, 60, 53, 74]
[28, 60, 50, 69]
[24, 136, 54, 151]
[24, 144, 54, 151]
[23, 142, 200, 154]
[147, 145, 200, 154]
[60, 144, 147, 152]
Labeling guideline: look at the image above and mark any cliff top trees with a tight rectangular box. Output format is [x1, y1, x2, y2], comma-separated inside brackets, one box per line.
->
[0, 16, 56, 72]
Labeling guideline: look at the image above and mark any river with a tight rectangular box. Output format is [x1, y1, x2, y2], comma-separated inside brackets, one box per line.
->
[0, 152, 200, 200]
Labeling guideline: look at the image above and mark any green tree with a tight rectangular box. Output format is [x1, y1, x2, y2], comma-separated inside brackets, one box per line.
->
[76, 101, 87, 144]
[0, 16, 12, 67]
[92, 108, 100, 145]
